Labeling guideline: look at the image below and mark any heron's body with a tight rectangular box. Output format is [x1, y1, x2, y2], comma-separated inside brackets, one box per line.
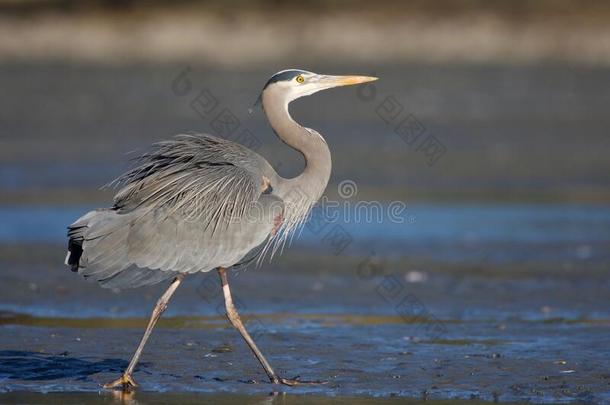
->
[65, 69, 377, 389]
[68, 135, 288, 289]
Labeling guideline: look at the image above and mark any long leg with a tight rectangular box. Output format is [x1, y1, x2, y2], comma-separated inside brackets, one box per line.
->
[218, 267, 312, 386]
[104, 274, 185, 390]
[218, 267, 284, 383]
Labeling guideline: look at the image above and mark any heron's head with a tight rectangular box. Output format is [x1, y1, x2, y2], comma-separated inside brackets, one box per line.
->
[260, 69, 378, 105]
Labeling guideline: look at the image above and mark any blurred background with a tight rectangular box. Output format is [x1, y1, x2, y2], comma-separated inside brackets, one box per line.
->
[0, 0, 609, 403]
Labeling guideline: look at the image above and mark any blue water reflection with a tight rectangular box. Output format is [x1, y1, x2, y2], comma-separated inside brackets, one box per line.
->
[1, 204, 609, 265]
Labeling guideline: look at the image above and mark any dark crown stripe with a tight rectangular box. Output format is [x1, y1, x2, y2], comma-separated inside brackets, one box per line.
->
[262, 69, 307, 90]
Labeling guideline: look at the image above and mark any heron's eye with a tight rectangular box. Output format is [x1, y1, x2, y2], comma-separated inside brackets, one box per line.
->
[295, 75, 305, 84]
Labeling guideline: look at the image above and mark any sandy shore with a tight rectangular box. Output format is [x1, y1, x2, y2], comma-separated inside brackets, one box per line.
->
[1, 1, 610, 66]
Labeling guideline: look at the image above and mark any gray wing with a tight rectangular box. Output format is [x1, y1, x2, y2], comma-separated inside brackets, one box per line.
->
[67, 134, 282, 289]
[112, 133, 268, 234]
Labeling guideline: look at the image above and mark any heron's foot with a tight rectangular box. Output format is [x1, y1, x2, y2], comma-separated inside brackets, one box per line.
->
[103, 373, 138, 391]
[277, 375, 328, 386]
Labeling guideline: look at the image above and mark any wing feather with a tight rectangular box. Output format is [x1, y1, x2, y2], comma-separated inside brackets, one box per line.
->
[67, 133, 281, 289]
[110, 134, 264, 235]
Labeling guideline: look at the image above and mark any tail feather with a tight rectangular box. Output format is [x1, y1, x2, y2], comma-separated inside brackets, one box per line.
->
[66, 226, 86, 272]
[65, 209, 176, 289]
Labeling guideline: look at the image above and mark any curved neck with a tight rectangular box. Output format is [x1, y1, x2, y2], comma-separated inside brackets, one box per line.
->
[262, 89, 332, 204]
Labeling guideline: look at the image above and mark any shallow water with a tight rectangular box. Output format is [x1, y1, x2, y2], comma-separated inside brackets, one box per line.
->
[1, 203, 609, 265]
[2, 313, 609, 402]
[1, 202, 609, 403]
[0, 392, 527, 405]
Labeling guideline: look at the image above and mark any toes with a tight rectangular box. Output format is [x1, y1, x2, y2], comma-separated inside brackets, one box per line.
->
[280, 378, 299, 386]
[278, 376, 328, 386]
[103, 374, 138, 391]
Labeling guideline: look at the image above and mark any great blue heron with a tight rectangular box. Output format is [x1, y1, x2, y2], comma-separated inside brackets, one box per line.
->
[65, 69, 377, 390]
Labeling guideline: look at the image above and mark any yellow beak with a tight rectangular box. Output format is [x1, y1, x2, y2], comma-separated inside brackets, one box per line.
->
[315, 75, 378, 90]
[332, 75, 379, 86]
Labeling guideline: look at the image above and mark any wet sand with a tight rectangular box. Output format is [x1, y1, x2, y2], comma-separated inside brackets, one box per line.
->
[2, 299, 609, 403]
